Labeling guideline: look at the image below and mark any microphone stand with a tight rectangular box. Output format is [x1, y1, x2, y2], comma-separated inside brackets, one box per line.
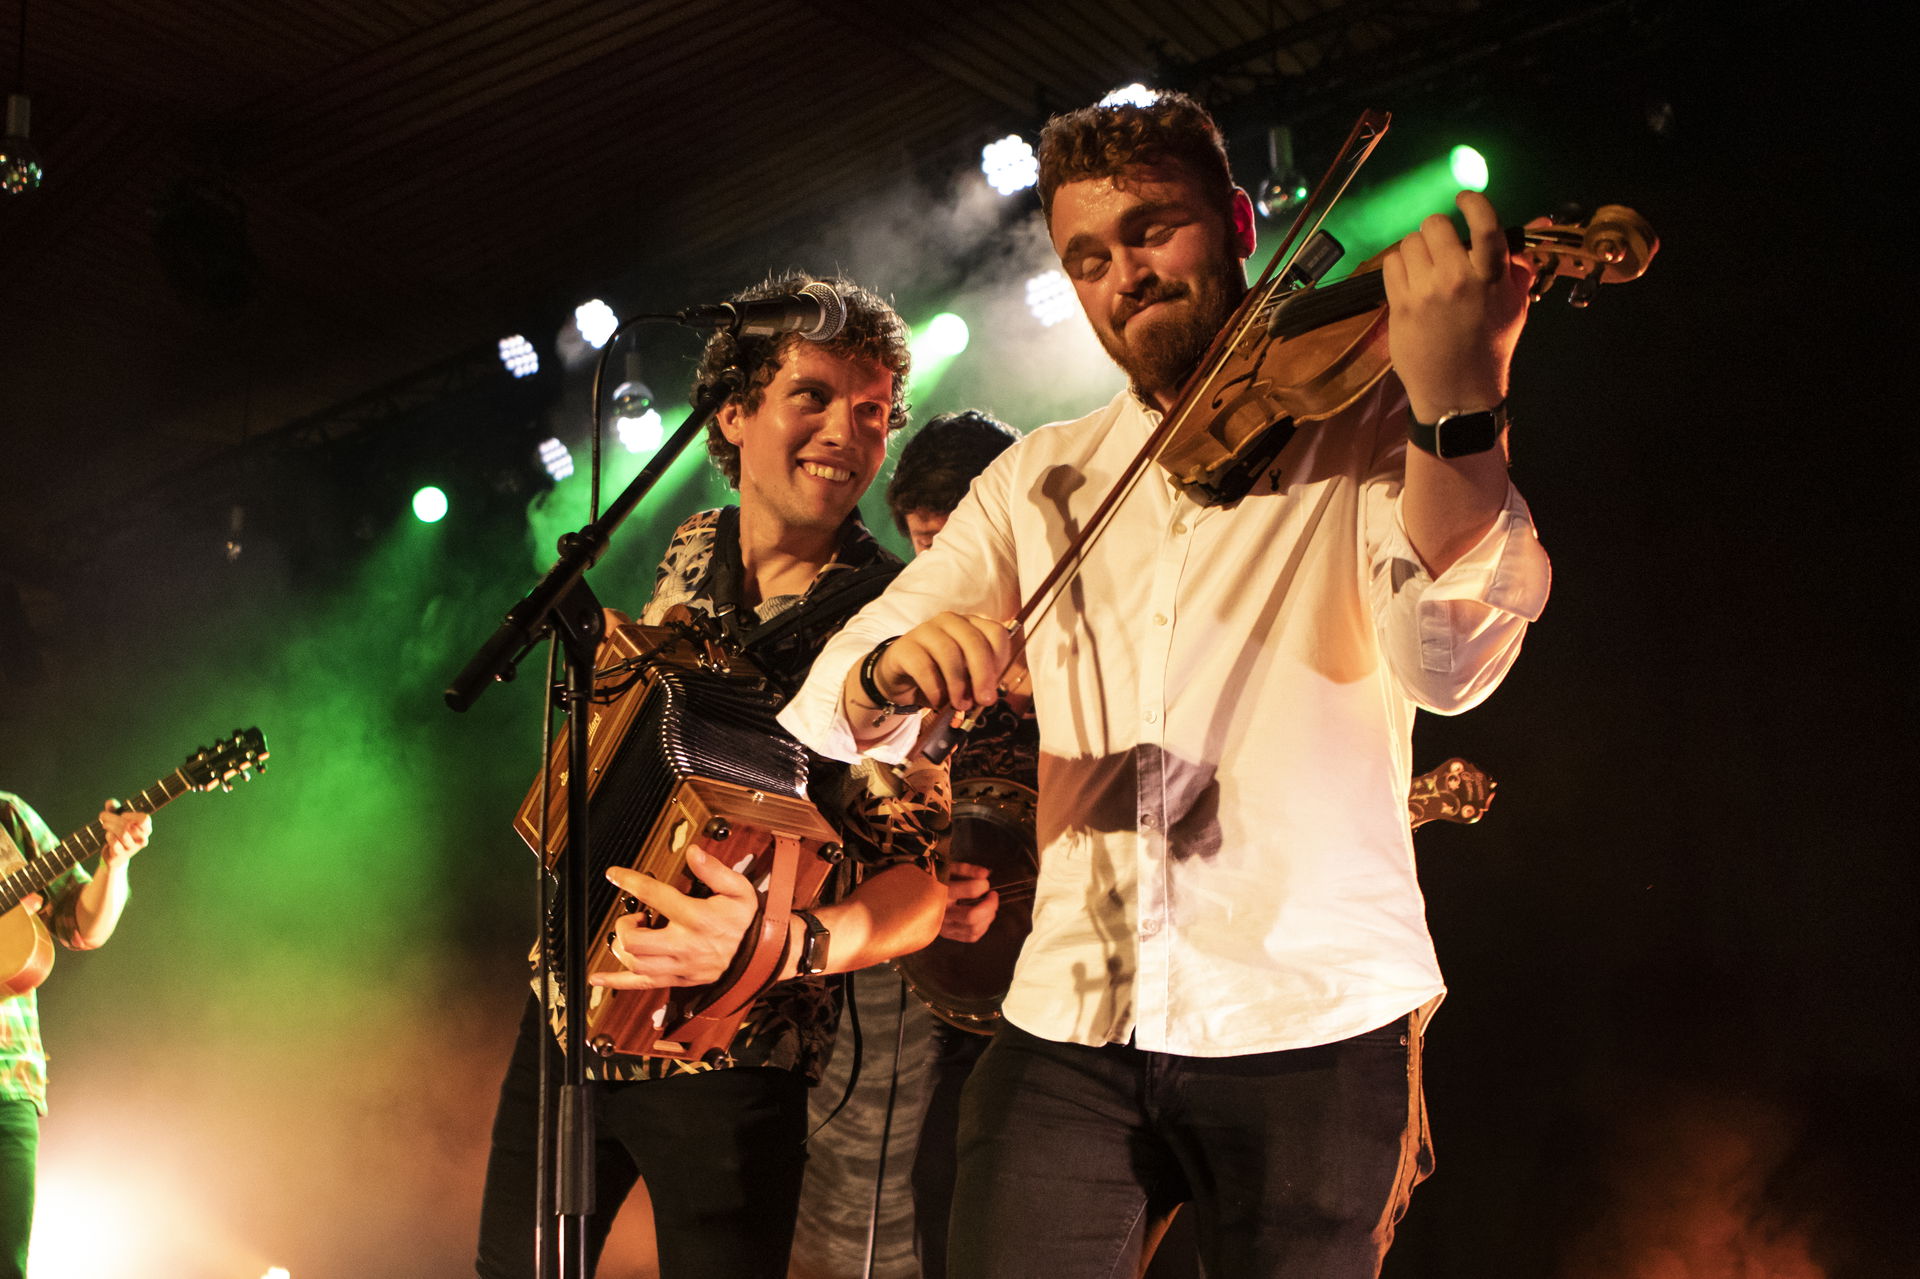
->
[447, 374, 733, 1279]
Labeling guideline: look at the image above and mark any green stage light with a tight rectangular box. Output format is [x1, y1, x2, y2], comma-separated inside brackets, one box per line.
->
[920, 312, 970, 359]
[1449, 145, 1489, 192]
[411, 486, 448, 523]
[908, 312, 970, 400]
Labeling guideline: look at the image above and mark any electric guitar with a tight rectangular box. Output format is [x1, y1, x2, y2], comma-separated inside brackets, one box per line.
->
[0, 728, 269, 995]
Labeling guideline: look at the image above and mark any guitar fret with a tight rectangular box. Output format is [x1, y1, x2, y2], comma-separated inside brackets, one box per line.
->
[4, 733, 262, 927]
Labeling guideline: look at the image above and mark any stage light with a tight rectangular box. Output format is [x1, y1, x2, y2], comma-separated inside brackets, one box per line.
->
[264, 1269, 292, 1279]
[1449, 145, 1489, 191]
[981, 135, 1037, 195]
[537, 437, 574, 482]
[498, 334, 539, 378]
[573, 299, 618, 350]
[616, 408, 663, 453]
[611, 351, 661, 452]
[1, 94, 43, 195]
[1254, 126, 1310, 221]
[411, 486, 448, 523]
[1099, 83, 1160, 108]
[1025, 270, 1077, 327]
[917, 312, 970, 360]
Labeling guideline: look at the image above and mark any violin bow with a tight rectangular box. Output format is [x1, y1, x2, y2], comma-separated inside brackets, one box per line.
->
[1010, 109, 1393, 646]
[921, 111, 1396, 760]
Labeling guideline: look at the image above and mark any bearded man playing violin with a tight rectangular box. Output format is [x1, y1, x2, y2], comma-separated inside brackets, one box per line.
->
[781, 92, 1550, 1277]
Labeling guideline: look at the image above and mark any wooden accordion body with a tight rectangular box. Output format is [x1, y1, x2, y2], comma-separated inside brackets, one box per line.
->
[513, 612, 840, 1066]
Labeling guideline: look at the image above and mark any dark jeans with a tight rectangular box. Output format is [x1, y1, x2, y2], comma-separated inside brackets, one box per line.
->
[949, 1016, 1433, 1279]
[0, 1098, 35, 1279]
[911, 1021, 990, 1278]
[475, 998, 809, 1279]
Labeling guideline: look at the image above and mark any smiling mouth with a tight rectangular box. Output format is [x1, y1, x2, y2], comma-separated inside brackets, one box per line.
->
[800, 461, 853, 482]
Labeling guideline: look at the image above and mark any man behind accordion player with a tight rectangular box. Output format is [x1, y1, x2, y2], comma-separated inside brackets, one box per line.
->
[474, 272, 949, 1279]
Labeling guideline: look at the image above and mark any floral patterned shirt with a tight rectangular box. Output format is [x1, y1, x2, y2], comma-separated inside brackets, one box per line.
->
[543, 509, 947, 1085]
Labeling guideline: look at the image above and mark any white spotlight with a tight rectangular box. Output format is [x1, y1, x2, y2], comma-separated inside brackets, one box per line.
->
[1025, 270, 1077, 327]
[573, 299, 619, 350]
[616, 408, 664, 454]
[498, 334, 539, 378]
[537, 438, 575, 482]
[1099, 83, 1160, 108]
[980, 135, 1038, 196]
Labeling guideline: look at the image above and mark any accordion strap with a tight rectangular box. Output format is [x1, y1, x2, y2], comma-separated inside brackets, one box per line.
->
[700, 831, 808, 1022]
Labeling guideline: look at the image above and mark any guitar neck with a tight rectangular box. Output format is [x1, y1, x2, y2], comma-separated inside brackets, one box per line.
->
[0, 773, 187, 914]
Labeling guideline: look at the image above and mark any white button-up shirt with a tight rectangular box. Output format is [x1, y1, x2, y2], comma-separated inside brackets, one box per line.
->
[781, 382, 1550, 1055]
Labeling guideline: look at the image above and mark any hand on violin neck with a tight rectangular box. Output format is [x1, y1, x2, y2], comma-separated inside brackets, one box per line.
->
[846, 612, 1013, 721]
[1381, 190, 1534, 425]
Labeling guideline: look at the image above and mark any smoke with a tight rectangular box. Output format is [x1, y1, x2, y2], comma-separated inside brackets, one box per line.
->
[1555, 1082, 1836, 1279]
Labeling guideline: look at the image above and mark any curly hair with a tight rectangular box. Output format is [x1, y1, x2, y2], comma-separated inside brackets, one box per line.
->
[1036, 90, 1236, 222]
[692, 270, 912, 487]
[885, 409, 1021, 534]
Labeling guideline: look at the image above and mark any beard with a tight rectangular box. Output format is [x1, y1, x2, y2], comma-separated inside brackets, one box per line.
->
[1097, 266, 1243, 401]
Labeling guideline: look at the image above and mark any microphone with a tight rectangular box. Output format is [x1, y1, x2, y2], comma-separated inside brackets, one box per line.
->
[676, 281, 848, 341]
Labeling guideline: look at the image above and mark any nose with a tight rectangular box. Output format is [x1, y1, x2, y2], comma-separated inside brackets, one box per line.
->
[1110, 245, 1153, 295]
[815, 397, 854, 448]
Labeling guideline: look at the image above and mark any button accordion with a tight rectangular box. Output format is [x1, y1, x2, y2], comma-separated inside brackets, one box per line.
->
[514, 611, 839, 1065]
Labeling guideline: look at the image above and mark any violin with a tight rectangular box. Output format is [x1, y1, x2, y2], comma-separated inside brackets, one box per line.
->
[1158, 203, 1659, 505]
[918, 110, 1658, 763]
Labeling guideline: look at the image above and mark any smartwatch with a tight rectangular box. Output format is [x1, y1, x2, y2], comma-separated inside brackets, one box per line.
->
[793, 910, 831, 977]
[1409, 401, 1508, 459]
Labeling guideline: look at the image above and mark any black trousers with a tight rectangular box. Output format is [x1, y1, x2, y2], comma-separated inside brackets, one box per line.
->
[949, 1017, 1432, 1279]
[475, 997, 809, 1279]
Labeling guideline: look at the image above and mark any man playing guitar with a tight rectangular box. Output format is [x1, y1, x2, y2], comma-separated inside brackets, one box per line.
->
[1, 793, 151, 1279]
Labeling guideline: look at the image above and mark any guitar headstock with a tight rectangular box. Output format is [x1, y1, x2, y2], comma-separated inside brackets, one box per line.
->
[1408, 757, 1495, 830]
[180, 727, 271, 793]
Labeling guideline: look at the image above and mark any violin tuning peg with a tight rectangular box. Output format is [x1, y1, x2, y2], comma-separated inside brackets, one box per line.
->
[1528, 257, 1561, 302]
[1566, 271, 1603, 308]
[1552, 201, 1589, 227]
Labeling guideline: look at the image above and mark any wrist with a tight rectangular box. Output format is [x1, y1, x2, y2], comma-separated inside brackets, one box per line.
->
[1408, 400, 1509, 459]
[855, 637, 915, 719]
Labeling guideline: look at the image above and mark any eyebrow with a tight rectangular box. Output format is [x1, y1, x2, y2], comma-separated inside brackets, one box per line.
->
[1059, 198, 1191, 261]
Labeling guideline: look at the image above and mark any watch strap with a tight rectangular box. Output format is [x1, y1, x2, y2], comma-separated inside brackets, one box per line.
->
[1409, 401, 1508, 459]
[793, 909, 830, 977]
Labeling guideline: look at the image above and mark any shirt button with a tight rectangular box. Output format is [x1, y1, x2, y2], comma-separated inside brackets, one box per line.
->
[1152, 613, 1167, 626]
[1172, 522, 1188, 534]
[1139, 812, 1158, 830]
[1139, 917, 1161, 937]
[1144, 708, 1159, 723]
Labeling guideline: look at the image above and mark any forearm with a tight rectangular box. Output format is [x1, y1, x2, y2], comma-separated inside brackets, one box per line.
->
[69, 857, 131, 949]
[775, 863, 944, 981]
[1400, 441, 1512, 576]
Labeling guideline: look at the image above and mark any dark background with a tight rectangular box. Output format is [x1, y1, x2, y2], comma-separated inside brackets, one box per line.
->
[1, 2, 1908, 1274]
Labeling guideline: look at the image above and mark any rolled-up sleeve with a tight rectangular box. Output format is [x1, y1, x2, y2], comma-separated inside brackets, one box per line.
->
[1366, 465, 1551, 715]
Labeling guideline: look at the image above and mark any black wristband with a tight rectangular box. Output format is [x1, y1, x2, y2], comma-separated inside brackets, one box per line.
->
[857, 636, 915, 717]
[1408, 401, 1508, 459]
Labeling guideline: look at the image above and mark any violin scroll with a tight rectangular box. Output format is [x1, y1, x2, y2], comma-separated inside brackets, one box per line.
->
[1519, 204, 1659, 307]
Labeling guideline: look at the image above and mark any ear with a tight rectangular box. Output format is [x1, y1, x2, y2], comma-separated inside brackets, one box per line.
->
[715, 399, 747, 447]
[1228, 186, 1258, 260]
